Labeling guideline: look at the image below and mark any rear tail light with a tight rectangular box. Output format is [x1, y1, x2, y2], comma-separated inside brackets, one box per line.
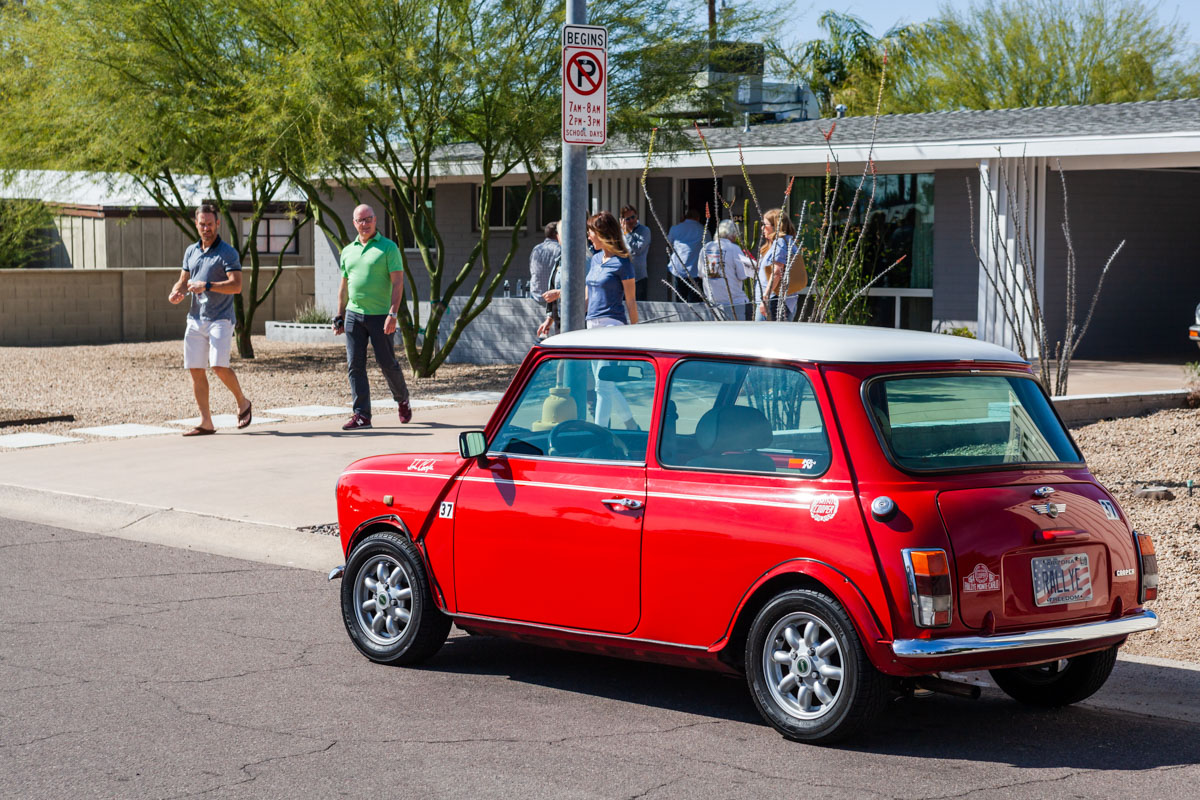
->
[1135, 532, 1158, 603]
[902, 548, 953, 628]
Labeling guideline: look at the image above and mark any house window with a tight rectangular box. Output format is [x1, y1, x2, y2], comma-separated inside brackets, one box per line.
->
[242, 218, 300, 255]
[537, 184, 593, 227]
[386, 187, 436, 250]
[477, 185, 530, 230]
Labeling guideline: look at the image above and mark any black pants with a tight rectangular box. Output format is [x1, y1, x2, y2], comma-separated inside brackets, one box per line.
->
[344, 310, 410, 418]
[672, 275, 706, 304]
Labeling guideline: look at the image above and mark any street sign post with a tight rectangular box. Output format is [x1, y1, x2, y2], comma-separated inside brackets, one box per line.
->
[561, 24, 607, 146]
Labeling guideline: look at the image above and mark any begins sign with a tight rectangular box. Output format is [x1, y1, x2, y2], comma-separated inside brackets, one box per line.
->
[562, 24, 607, 146]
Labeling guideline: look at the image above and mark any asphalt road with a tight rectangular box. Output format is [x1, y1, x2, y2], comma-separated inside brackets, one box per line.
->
[2, 516, 1199, 800]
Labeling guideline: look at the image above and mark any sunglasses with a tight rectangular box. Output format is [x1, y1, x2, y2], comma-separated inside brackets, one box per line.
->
[621, 215, 636, 221]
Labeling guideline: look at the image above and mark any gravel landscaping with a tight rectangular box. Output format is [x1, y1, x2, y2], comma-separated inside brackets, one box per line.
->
[1, 339, 1195, 662]
[0, 338, 518, 435]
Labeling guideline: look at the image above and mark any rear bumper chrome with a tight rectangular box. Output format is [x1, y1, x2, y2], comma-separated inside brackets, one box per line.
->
[892, 610, 1158, 658]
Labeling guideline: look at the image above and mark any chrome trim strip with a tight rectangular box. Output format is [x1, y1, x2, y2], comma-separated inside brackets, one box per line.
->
[457, 475, 639, 494]
[646, 489, 816, 511]
[891, 610, 1158, 658]
[483, 453, 646, 467]
[344, 469, 824, 509]
[451, 612, 709, 651]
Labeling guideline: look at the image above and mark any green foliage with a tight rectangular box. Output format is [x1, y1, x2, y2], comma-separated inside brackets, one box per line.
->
[0, 0, 314, 357]
[769, 11, 922, 116]
[285, 0, 729, 376]
[887, 0, 1200, 111]
[1184, 361, 1200, 385]
[0, 197, 55, 269]
[941, 326, 977, 339]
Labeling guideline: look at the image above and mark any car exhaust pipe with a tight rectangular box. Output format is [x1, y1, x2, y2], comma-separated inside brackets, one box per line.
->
[912, 675, 982, 700]
[328, 565, 345, 582]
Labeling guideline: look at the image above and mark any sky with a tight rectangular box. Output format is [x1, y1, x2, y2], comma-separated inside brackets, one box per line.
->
[783, 0, 1200, 47]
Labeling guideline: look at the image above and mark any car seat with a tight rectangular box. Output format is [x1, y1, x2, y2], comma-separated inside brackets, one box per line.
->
[685, 405, 776, 472]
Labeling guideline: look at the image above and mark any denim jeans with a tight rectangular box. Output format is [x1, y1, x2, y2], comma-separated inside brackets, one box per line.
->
[344, 310, 409, 418]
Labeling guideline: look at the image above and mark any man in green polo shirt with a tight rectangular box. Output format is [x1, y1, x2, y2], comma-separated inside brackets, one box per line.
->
[333, 203, 412, 429]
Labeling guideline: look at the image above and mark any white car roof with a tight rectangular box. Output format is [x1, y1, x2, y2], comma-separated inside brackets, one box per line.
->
[541, 322, 1026, 364]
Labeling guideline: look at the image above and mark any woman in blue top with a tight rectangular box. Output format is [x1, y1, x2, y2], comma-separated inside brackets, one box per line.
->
[536, 211, 638, 336]
[754, 208, 806, 321]
[584, 210, 638, 328]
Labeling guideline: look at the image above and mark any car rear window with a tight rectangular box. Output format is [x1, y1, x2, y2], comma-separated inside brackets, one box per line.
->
[865, 374, 1081, 471]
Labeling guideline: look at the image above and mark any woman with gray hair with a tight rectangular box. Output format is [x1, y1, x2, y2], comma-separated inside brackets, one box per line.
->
[700, 218, 754, 320]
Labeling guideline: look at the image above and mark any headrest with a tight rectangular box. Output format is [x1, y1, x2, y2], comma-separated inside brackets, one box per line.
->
[695, 405, 772, 452]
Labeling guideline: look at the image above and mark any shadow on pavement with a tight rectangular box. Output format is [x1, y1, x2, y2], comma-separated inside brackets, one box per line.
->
[423, 633, 1200, 767]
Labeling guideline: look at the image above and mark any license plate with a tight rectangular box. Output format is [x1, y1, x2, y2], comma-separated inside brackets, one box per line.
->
[1031, 553, 1093, 607]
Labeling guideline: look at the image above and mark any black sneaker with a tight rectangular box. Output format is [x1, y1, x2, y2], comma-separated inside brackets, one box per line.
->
[398, 400, 412, 424]
[342, 413, 372, 430]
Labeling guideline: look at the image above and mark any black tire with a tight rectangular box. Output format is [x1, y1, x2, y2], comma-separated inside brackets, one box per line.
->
[341, 531, 451, 665]
[989, 646, 1118, 707]
[744, 589, 888, 744]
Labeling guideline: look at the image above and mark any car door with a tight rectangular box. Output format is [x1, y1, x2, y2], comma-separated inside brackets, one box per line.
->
[640, 358, 871, 646]
[453, 355, 657, 634]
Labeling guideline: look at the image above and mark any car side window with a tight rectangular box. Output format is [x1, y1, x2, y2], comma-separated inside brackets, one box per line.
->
[490, 357, 657, 462]
[659, 360, 831, 476]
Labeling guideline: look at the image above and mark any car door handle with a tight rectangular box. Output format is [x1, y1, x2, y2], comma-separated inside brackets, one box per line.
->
[602, 497, 644, 511]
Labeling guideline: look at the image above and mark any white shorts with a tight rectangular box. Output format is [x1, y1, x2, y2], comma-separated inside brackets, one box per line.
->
[183, 317, 234, 369]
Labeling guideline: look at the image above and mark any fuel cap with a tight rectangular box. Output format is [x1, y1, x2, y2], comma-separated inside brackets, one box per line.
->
[871, 495, 897, 521]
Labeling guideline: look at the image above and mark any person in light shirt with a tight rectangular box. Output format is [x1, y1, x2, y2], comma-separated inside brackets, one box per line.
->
[700, 219, 754, 320]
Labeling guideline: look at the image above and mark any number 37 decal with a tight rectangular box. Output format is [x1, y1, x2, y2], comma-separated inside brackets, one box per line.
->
[439, 502, 454, 519]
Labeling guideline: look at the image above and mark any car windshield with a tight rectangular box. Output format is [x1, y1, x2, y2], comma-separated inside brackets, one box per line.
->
[866, 374, 1081, 471]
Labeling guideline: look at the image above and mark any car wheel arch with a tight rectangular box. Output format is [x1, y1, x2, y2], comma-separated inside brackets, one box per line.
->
[347, 514, 415, 552]
[346, 514, 448, 610]
[714, 560, 890, 673]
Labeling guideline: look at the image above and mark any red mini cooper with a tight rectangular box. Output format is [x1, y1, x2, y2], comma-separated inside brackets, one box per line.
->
[330, 322, 1158, 743]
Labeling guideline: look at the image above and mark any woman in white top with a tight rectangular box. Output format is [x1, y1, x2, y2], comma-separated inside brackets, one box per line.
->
[700, 219, 754, 320]
[754, 208, 807, 321]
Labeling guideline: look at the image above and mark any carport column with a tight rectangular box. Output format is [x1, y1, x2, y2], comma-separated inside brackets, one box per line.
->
[561, 0, 588, 333]
[975, 156, 1047, 357]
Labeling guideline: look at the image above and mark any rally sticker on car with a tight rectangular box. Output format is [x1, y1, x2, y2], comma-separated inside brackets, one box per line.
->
[439, 502, 454, 519]
[408, 458, 438, 473]
[809, 494, 839, 522]
[963, 563, 1000, 592]
[1098, 499, 1120, 521]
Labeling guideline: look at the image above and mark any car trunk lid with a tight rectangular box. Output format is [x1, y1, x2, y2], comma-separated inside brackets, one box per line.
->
[936, 482, 1136, 631]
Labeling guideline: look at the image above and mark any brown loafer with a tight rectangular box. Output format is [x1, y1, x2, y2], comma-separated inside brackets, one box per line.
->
[237, 401, 252, 429]
[183, 426, 216, 437]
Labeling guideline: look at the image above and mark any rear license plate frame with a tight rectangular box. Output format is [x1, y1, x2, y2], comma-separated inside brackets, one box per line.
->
[1031, 552, 1093, 607]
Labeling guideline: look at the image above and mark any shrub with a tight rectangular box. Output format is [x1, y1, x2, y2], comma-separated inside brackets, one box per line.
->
[0, 199, 56, 269]
[294, 301, 332, 324]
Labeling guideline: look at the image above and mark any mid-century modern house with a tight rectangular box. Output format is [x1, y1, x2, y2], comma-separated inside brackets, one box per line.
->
[311, 98, 1200, 360]
[2, 171, 314, 270]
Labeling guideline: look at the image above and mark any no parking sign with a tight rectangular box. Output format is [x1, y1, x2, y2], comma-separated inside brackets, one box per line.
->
[562, 24, 607, 146]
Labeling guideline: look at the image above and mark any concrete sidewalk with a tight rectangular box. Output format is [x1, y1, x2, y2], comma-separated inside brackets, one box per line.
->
[0, 402, 492, 570]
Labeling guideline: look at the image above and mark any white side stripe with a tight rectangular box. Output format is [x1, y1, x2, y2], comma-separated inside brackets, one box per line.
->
[342, 470, 455, 480]
[342, 470, 831, 511]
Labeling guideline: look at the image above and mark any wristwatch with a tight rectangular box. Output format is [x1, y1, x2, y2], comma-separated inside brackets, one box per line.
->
[387, 311, 398, 318]
[205, 281, 212, 291]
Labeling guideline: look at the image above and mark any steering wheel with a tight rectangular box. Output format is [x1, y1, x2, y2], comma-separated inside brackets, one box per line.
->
[548, 419, 630, 459]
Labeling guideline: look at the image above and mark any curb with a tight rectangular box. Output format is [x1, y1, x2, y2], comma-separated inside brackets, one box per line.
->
[0, 483, 342, 572]
[1053, 389, 1192, 426]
